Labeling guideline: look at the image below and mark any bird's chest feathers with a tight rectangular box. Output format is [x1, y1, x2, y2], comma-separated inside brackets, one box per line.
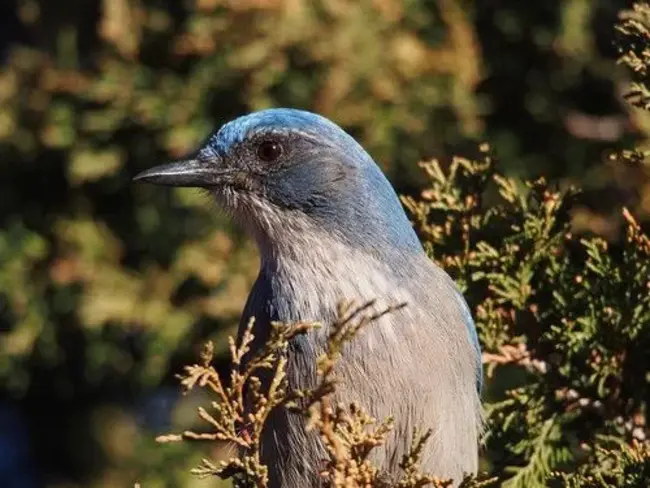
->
[262, 242, 410, 325]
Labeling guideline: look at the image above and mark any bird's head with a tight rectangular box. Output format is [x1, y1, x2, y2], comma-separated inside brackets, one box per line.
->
[135, 109, 422, 257]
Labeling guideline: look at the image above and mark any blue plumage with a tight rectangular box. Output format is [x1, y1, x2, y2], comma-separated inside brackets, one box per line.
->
[135, 108, 483, 487]
[207, 109, 424, 254]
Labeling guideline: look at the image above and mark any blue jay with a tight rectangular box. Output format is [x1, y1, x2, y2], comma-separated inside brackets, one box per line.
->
[135, 109, 482, 486]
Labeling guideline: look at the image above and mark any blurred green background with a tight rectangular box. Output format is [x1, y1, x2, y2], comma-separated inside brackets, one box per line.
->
[1, 0, 649, 487]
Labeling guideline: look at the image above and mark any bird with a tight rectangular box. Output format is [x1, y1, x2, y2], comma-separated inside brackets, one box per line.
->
[134, 108, 483, 486]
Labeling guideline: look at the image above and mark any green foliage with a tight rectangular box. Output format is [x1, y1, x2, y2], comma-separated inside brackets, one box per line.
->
[403, 145, 650, 487]
[617, 2, 650, 112]
[0, 4, 485, 482]
[1, 0, 650, 487]
[551, 440, 650, 488]
[0, 0, 482, 398]
[552, 439, 650, 488]
[399, 4, 650, 484]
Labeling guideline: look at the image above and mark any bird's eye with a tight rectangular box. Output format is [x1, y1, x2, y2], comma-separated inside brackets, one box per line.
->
[257, 140, 283, 162]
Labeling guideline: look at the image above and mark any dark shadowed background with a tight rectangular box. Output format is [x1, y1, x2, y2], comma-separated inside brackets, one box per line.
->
[1, 1, 648, 487]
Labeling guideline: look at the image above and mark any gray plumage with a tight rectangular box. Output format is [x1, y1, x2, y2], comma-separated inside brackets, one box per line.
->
[134, 108, 483, 486]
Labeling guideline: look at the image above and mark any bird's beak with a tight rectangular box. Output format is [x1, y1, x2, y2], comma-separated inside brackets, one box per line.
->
[133, 158, 229, 187]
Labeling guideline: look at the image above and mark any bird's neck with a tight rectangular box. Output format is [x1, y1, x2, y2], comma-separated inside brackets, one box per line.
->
[255, 222, 419, 324]
[256, 216, 399, 275]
